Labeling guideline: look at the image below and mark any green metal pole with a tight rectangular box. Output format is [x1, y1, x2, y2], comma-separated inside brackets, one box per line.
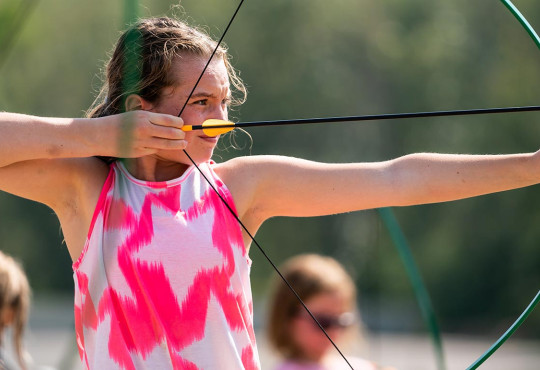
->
[118, 0, 140, 154]
[124, 0, 139, 26]
[378, 208, 446, 370]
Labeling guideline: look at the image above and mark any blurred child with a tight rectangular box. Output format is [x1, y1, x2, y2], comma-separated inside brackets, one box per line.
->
[267, 254, 392, 370]
[0, 250, 31, 370]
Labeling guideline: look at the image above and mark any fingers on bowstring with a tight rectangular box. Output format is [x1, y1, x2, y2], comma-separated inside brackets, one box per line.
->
[146, 137, 188, 151]
[148, 124, 186, 141]
[119, 111, 187, 152]
[146, 111, 185, 129]
[130, 111, 185, 139]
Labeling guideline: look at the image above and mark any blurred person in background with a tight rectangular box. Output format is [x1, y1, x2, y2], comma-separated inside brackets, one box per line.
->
[267, 254, 394, 370]
[0, 250, 30, 370]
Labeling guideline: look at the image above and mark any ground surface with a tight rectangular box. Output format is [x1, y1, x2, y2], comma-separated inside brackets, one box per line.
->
[8, 295, 539, 370]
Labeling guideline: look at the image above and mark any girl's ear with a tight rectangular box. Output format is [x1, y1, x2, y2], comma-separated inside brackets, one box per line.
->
[125, 94, 154, 112]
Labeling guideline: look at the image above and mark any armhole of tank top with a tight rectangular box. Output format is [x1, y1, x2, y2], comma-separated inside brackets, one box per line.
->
[207, 161, 252, 264]
[72, 165, 116, 271]
[207, 161, 240, 214]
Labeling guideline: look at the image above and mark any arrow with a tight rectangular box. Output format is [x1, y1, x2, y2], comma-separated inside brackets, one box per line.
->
[182, 105, 540, 137]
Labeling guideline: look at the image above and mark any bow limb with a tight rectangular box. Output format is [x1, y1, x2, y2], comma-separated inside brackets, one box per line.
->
[377, 208, 445, 370]
[466, 291, 540, 370]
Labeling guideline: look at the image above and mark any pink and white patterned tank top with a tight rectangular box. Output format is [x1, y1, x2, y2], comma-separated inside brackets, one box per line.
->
[72, 161, 260, 370]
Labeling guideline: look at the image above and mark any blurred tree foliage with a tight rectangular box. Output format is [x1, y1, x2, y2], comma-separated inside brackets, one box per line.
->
[1, 0, 539, 337]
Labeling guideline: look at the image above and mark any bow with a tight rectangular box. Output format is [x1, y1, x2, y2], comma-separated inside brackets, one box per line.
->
[177, 1, 540, 369]
[130, 1, 538, 368]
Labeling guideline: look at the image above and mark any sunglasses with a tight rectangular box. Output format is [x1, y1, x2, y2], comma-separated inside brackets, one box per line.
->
[300, 311, 355, 330]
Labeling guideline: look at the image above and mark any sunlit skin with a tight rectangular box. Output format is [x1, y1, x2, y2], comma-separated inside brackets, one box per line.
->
[123, 55, 231, 182]
[291, 292, 351, 363]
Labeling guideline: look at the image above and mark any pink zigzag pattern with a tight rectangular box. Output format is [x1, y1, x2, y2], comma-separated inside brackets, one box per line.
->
[75, 174, 258, 369]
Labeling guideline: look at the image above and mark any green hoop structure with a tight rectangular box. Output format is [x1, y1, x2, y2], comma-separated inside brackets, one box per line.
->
[500, 0, 540, 50]
[465, 1, 540, 368]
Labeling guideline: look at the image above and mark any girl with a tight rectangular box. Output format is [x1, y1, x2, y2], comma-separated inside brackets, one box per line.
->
[0, 16, 539, 370]
[267, 254, 392, 370]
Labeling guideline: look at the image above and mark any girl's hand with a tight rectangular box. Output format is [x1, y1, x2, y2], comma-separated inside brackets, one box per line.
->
[97, 111, 187, 158]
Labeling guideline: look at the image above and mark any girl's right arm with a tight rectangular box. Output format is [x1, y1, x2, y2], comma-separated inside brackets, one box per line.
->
[0, 112, 117, 211]
[0, 113, 101, 168]
[0, 112, 186, 253]
[0, 111, 187, 168]
[0, 112, 186, 201]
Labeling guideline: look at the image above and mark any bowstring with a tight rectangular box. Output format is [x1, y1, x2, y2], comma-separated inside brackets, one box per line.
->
[177, 0, 245, 118]
[177, 1, 354, 369]
[183, 151, 354, 370]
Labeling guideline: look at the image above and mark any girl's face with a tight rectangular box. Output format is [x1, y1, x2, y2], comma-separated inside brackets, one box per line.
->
[291, 292, 353, 361]
[148, 54, 231, 165]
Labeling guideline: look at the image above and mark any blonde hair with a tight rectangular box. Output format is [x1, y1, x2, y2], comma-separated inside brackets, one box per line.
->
[267, 254, 357, 360]
[87, 17, 246, 118]
[0, 251, 30, 369]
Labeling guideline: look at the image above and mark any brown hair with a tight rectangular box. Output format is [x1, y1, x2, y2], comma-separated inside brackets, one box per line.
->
[0, 251, 30, 370]
[86, 16, 246, 118]
[267, 254, 357, 360]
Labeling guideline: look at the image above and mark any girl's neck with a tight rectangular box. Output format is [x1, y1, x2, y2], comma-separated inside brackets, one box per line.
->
[122, 157, 191, 182]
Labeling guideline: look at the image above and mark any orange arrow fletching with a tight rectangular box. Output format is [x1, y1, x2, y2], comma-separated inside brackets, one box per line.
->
[202, 119, 235, 136]
[181, 119, 235, 137]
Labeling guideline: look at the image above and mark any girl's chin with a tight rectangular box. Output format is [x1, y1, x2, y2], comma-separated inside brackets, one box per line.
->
[179, 151, 214, 165]
[150, 147, 214, 165]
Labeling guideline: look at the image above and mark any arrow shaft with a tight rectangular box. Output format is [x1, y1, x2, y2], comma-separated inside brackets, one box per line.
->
[190, 105, 540, 131]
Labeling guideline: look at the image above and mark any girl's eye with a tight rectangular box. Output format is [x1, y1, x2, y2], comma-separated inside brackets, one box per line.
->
[193, 99, 207, 106]
[222, 97, 232, 106]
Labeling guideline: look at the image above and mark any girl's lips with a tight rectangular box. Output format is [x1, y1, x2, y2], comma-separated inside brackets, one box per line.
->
[199, 135, 219, 143]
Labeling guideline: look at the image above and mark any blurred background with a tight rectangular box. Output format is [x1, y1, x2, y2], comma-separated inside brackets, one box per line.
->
[1, 0, 539, 369]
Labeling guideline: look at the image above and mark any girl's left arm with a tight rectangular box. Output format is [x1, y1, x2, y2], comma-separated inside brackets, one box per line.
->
[220, 152, 540, 222]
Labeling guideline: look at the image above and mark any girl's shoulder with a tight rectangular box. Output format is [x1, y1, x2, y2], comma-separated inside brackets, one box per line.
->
[213, 154, 301, 181]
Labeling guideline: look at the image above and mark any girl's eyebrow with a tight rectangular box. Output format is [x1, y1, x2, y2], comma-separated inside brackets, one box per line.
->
[189, 91, 232, 99]
[189, 92, 214, 99]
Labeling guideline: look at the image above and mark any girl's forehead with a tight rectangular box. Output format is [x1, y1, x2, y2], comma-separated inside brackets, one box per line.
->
[172, 55, 229, 88]
[306, 291, 351, 312]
